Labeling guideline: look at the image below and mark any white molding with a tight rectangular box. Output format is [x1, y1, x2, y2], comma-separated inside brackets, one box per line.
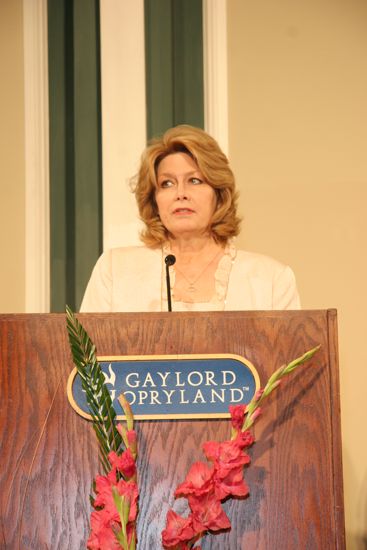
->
[100, 0, 146, 250]
[23, 0, 50, 312]
[203, 0, 229, 155]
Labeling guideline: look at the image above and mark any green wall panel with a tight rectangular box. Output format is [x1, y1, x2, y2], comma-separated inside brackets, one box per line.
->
[145, 0, 204, 139]
[48, 0, 102, 312]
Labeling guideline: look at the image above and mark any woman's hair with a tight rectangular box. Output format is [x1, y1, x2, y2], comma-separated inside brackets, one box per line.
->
[132, 125, 241, 247]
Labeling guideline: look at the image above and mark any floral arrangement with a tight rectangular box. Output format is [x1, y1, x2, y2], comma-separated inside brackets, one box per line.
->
[66, 307, 319, 550]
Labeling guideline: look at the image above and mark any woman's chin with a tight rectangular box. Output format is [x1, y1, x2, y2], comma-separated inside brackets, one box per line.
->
[169, 227, 211, 240]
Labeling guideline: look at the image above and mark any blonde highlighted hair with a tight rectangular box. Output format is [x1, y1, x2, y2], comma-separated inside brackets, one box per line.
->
[132, 125, 241, 247]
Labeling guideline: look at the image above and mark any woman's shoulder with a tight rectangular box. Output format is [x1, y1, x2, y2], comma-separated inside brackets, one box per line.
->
[230, 246, 300, 309]
[100, 244, 161, 263]
[235, 248, 290, 274]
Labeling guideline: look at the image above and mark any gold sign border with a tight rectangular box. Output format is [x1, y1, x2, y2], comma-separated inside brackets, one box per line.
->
[67, 353, 260, 421]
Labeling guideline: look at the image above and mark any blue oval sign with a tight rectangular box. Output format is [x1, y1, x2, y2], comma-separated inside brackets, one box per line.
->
[67, 354, 260, 420]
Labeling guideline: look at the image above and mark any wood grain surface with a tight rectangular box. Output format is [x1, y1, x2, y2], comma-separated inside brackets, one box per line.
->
[0, 311, 345, 549]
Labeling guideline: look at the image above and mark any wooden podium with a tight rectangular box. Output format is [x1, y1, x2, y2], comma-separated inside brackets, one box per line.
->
[0, 310, 345, 549]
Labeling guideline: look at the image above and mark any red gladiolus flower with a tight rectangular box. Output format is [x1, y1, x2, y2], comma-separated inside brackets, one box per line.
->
[189, 491, 231, 533]
[229, 404, 246, 431]
[116, 425, 138, 458]
[254, 388, 264, 400]
[108, 448, 136, 479]
[115, 479, 139, 523]
[161, 510, 195, 547]
[203, 439, 250, 469]
[93, 475, 120, 520]
[175, 462, 214, 498]
[202, 439, 251, 500]
[235, 430, 255, 449]
[126, 520, 137, 547]
[251, 407, 262, 421]
[87, 511, 121, 549]
[126, 430, 138, 455]
[89, 469, 139, 549]
[214, 465, 250, 500]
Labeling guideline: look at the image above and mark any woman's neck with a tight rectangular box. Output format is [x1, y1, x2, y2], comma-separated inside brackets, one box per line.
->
[169, 235, 220, 259]
[166, 235, 226, 304]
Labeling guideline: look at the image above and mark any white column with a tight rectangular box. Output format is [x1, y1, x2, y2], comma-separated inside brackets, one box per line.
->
[23, 0, 50, 312]
[203, 0, 229, 155]
[100, 0, 147, 250]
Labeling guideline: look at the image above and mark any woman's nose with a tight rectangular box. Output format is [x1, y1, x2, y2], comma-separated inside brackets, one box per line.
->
[176, 180, 188, 199]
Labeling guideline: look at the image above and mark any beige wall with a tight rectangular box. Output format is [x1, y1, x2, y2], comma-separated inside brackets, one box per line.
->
[0, 0, 25, 312]
[228, 0, 367, 547]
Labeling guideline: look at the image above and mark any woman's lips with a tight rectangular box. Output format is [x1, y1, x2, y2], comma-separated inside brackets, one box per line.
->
[173, 208, 194, 215]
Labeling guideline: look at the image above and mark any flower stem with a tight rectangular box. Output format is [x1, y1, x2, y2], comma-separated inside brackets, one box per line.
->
[242, 345, 320, 430]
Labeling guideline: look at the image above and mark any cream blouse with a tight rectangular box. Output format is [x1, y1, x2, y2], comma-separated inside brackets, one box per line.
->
[80, 242, 301, 312]
[161, 240, 236, 311]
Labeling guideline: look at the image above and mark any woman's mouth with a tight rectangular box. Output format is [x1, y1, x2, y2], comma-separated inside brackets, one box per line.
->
[173, 208, 194, 215]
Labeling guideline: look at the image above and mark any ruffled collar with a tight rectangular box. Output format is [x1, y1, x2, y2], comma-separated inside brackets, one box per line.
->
[161, 239, 237, 311]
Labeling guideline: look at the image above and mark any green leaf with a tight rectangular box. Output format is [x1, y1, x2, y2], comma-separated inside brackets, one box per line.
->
[66, 306, 124, 474]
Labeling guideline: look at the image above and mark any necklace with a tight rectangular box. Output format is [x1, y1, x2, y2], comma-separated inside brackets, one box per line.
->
[160, 239, 237, 310]
[174, 249, 223, 293]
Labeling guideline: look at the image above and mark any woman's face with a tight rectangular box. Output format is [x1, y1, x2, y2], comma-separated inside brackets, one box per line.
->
[155, 152, 217, 239]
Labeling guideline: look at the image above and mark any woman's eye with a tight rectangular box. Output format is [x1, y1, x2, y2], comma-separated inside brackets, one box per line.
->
[190, 177, 203, 185]
[159, 179, 174, 188]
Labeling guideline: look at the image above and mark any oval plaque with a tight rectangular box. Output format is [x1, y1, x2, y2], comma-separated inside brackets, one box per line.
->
[67, 353, 260, 420]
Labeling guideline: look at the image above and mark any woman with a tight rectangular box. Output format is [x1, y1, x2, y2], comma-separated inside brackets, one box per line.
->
[80, 125, 300, 312]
